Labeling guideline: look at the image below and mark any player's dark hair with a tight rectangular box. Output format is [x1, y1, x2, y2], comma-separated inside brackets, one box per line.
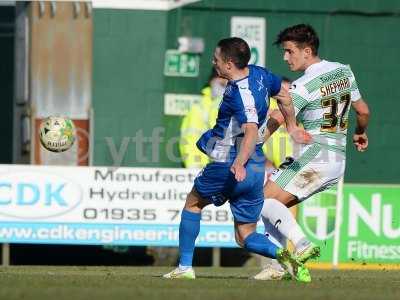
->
[217, 37, 250, 69]
[274, 24, 319, 56]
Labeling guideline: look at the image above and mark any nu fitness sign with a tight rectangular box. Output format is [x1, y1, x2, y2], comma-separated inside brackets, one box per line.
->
[298, 184, 400, 264]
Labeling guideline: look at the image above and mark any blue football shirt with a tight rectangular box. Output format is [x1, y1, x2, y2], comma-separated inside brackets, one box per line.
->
[196, 65, 281, 163]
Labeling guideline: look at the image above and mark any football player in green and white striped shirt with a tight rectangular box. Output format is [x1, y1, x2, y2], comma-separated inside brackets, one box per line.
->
[254, 24, 370, 281]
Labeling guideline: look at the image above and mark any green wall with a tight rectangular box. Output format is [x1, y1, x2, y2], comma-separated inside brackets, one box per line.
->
[189, 0, 400, 12]
[180, 2, 400, 183]
[93, 1, 400, 183]
[93, 10, 168, 167]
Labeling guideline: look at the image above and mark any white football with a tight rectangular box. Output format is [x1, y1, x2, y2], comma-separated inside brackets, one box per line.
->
[39, 116, 76, 152]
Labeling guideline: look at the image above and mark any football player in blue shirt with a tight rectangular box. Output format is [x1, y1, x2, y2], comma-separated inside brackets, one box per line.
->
[164, 37, 311, 282]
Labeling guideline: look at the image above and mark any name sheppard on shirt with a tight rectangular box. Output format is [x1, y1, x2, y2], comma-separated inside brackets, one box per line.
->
[320, 77, 350, 97]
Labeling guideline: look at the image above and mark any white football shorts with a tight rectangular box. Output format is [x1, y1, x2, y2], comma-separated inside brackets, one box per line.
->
[270, 143, 345, 202]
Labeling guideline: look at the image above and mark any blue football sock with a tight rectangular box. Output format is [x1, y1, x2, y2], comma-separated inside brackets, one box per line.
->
[178, 209, 201, 267]
[244, 232, 279, 259]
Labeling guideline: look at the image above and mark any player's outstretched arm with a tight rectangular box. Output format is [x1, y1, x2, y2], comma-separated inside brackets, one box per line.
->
[352, 98, 370, 152]
[273, 85, 297, 130]
[263, 109, 284, 142]
[274, 85, 312, 144]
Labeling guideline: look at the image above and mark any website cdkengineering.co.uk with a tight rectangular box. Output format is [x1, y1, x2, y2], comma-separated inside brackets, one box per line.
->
[0, 223, 238, 246]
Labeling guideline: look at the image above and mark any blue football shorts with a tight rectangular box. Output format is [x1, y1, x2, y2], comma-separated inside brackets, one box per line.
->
[194, 160, 265, 223]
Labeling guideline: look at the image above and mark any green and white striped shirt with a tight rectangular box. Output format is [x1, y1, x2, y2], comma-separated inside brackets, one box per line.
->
[290, 60, 362, 154]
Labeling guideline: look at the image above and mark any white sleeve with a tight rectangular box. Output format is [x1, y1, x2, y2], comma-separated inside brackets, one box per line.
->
[347, 66, 362, 102]
[289, 83, 309, 116]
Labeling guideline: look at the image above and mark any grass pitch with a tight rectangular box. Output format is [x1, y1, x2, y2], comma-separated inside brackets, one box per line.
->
[0, 266, 399, 300]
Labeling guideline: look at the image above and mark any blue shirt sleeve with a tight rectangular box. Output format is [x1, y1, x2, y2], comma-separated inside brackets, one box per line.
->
[265, 71, 282, 97]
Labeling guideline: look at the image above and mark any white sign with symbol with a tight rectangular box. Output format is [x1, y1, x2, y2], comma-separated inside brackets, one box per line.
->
[231, 17, 266, 67]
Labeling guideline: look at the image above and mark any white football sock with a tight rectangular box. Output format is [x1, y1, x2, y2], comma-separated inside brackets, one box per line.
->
[261, 198, 306, 247]
[262, 216, 286, 272]
[262, 215, 287, 248]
